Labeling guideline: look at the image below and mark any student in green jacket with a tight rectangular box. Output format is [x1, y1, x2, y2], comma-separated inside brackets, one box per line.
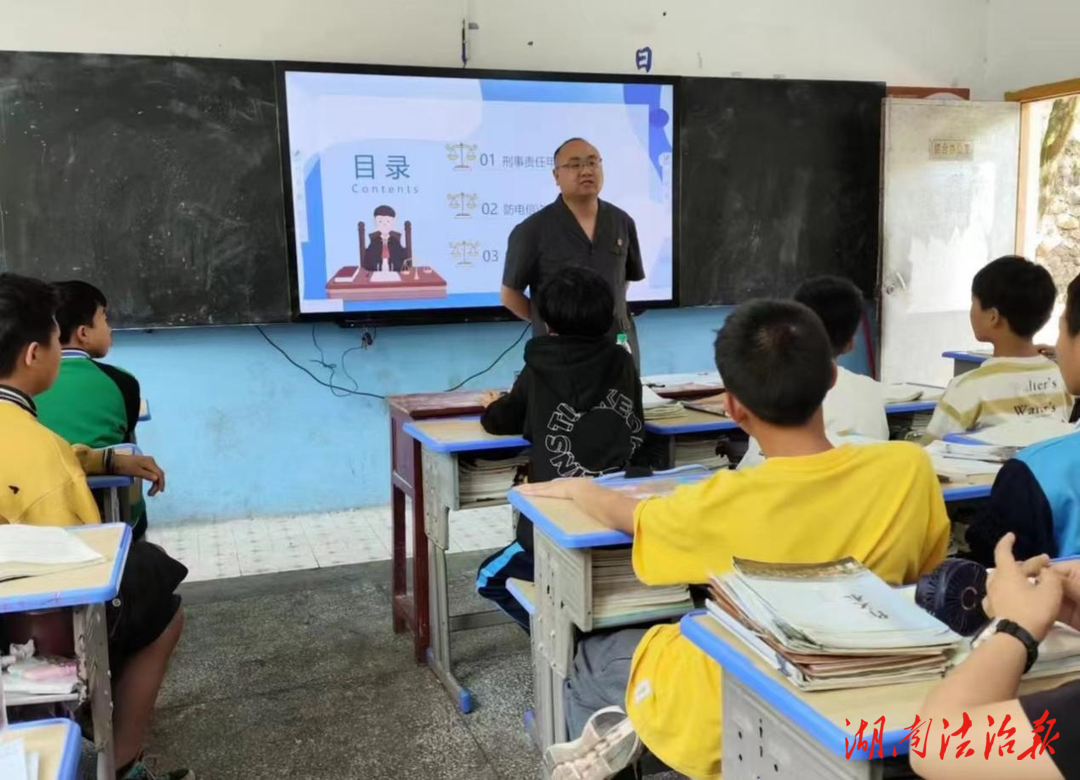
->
[36, 281, 149, 538]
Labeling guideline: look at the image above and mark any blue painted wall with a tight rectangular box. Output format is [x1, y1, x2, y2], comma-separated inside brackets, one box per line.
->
[110, 306, 872, 525]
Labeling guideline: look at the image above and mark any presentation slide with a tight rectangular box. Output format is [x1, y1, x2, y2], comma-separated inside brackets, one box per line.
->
[282, 70, 674, 316]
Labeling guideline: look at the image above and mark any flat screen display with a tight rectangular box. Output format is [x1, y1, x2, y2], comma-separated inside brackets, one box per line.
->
[281, 68, 675, 319]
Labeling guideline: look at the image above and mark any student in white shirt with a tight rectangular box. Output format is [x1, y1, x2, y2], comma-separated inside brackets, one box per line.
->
[740, 276, 887, 469]
[924, 256, 1071, 441]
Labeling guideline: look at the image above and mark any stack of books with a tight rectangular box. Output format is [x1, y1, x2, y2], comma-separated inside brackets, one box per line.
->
[707, 557, 963, 691]
[592, 548, 695, 624]
[458, 454, 529, 504]
[641, 384, 686, 421]
[684, 393, 728, 418]
[673, 439, 730, 470]
[923, 440, 1004, 482]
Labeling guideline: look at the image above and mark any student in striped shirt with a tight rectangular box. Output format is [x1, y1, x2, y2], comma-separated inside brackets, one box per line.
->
[925, 256, 1071, 440]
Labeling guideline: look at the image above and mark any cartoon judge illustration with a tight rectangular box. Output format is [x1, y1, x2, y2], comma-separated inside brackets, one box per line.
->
[361, 205, 411, 272]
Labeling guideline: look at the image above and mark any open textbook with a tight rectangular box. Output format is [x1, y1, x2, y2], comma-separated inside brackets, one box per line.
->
[640, 384, 685, 421]
[0, 526, 105, 583]
[707, 557, 962, 690]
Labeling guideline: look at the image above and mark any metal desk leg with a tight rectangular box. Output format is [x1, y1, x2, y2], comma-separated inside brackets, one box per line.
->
[425, 530, 474, 713]
[533, 532, 583, 767]
[74, 603, 116, 780]
[422, 449, 474, 713]
[722, 676, 882, 780]
[391, 482, 407, 634]
[103, 488, 121, 523]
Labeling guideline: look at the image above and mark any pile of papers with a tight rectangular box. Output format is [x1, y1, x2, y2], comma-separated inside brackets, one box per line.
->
[924, 440, 1005, 481]
[707, 557, 963, 690]
[969, 417, 1077, 448]
[641, 384, 686, 421]
[884, 383, 944, 404]
[592, 548, 695, 623]
[2, 656, 79, 696]
[458, 454, 529, 504]
[674, 439, 730, 470]
[0, 526, 104, 584]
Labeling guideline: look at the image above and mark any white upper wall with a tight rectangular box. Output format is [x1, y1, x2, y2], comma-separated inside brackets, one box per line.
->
[0, 0, 991, 94]
[986, 0, 1080, 97]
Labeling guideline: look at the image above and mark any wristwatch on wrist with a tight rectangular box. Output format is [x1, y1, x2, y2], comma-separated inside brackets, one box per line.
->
[975, 618, 1040, 673]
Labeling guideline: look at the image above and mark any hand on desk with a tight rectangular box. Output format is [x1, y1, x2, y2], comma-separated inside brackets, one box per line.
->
[480, 390, 503, 408]
[112, 453, 167, 496]
[517, 478, 589, 500]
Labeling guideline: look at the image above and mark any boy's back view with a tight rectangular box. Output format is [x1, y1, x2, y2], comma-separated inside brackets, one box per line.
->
[36, 281, 140, 448]
[523, 300, 949, 780]
[925, 255, 1071, 440]
[740, 275, 887, 468]
[476, 266, 644, 629]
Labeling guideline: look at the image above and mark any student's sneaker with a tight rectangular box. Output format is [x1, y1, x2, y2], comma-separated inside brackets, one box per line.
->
[544, 706, 642, 780]
[120, 762, 196, 780]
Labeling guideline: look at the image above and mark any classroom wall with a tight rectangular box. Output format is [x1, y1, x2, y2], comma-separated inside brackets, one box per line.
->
[985, 0, 1080, 98]
[0, 0, 990, 94]
[1, 0, 968, 522]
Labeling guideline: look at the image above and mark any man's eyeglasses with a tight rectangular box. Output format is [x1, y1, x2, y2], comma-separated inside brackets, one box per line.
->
[557, 158, 603, 173]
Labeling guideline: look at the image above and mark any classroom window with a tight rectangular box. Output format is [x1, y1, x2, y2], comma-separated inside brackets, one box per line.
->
[1018, 90, 1080, 341]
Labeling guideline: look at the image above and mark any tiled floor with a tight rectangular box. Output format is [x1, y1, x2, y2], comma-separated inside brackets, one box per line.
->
[146, 504, 515, 582]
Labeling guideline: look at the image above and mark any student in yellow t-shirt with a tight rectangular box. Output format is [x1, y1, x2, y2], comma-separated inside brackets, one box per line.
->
[521, 299, 950, 780]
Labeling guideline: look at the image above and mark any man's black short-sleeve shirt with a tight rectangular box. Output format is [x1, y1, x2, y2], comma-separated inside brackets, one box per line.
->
[502, 196, 645, 339]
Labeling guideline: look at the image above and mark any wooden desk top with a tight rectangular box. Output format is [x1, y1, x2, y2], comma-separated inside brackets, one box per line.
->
[681, 612, 1080, 760]
[0, 524, 130, 613]
[403, 417, 529, 454]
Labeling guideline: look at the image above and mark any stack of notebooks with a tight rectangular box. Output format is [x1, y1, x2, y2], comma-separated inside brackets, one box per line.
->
[458, 454, 529, 504]
[673, 439, 730, 470]
[641, 384, 686, 421]
[923, 440, 1004, 482]
[0, 526, 105, 584]
[707, 557, 963, 690]
[592, 549, 695, 623]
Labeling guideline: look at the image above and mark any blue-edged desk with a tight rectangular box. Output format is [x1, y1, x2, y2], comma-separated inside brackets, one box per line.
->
[509, 468, 711, 763]
[0, 719, 82, 780]
[0, 524, 131, 780]
[138, 398, 151, 422]
[401, 416, 529, 713]
[942, 350, 990, 376]
[646, 402, 941, 469]
[680, 610, 1080, 778]
[85, 445, 139, 524]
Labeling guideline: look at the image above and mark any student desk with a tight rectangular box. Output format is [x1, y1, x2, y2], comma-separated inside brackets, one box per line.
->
[0, 524, 132, 780]
[401, 416, 529, 712]
[137, 398, 151, 422]
[387, 385, 710, 666]
[1, 719, 82, 780]
[509, 470, 709, 761]
[645, 402, 940, 469]
[942, 350, 990, 376]
[86, 445, 139, 524]
[680, 611, 1080, 779]
[387, 391, 494, 664]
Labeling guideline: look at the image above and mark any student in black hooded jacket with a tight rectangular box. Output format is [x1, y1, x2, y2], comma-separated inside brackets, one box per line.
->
[476, 265, 645, 630]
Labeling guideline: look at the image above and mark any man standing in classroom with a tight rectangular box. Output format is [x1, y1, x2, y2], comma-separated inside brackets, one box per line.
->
[500, 138, 646, 370]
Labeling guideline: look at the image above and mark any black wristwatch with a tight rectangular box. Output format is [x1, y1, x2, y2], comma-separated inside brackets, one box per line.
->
[993, 619, 1040, 673]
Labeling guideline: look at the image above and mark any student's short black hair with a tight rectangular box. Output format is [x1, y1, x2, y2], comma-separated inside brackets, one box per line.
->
[971, 256, 1056, 338]
[0, 273, 58, 377]
[793, 276, 864, 357]
[373, 205, 396, 218]
[54, 280, 107, 343]
[1066, 274, 1080, 338]
[715, 299, 834, 426]
[537, 266, 614, 338]
[553, 137, 590, 163]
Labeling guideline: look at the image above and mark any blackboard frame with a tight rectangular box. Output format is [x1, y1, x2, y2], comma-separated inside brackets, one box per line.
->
[274, 59, 681, 327]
